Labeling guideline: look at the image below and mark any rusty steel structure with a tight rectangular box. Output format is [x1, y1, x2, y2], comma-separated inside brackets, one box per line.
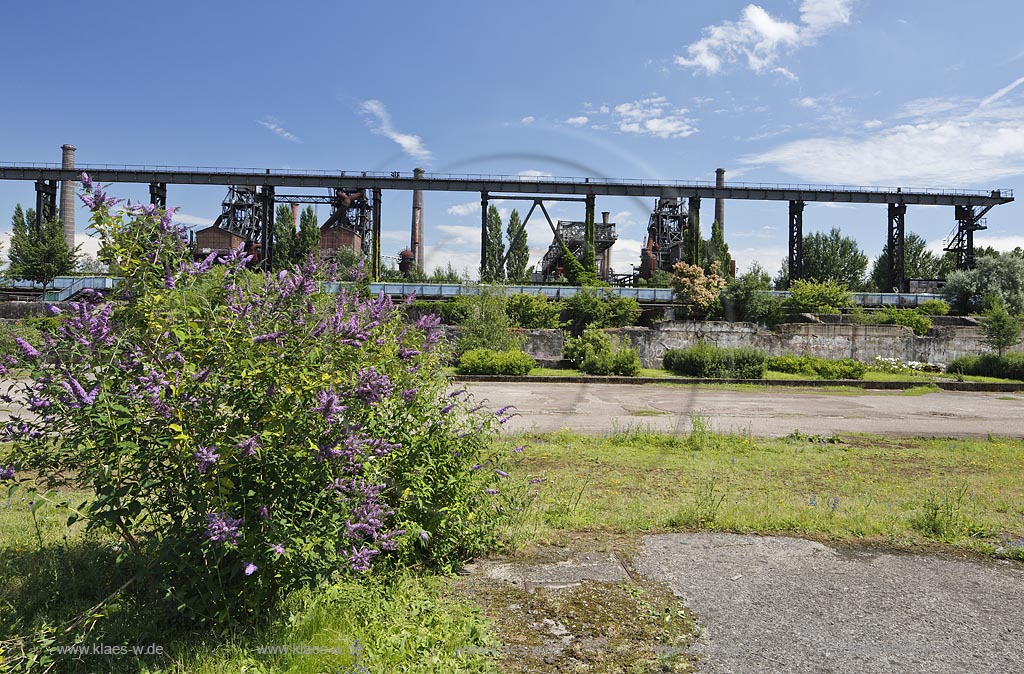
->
[539, 211, 618, 281]
[0, 156, 1014, 286]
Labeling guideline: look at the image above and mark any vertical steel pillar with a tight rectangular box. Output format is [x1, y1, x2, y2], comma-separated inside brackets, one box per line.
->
[480, 191, 489, 278]
[887, 202, 907, 292]
[788, 200, 805, 285]
[149, 182, 167, 209]
[687, 196, 701, 265]
[954, 205, 977, 270]
[371, 188, 382, 281]
[34, 179, 58, 231]
[259, 185, 275, 270]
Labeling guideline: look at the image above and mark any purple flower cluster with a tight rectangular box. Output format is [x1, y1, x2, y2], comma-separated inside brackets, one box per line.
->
[195, 445, 220, 473]
[78, 173, 122, 210]
[0, 465, 14, 480]
[205, 512, 242, 544]
[14, 338, 40, 359]
[60, 377, 98, 408]
[354, 367, 392, 405]
[237, 436, 260, 458]
[58, 301, 116, 349]
[313, 388, 347, 422]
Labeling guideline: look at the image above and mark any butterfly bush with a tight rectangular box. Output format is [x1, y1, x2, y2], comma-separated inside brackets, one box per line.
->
[3, 177, 525, 625]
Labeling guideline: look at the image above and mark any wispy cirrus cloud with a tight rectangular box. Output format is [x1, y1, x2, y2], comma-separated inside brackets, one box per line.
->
[741, 77, 1024, 186]
[573, 96, 698, 139]
[675, 0, 853, 76]
[256, 117, 303, 144]
[359, 99, 432, 162]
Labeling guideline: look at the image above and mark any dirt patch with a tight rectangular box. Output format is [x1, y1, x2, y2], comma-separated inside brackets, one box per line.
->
[450, 539, 698, 673]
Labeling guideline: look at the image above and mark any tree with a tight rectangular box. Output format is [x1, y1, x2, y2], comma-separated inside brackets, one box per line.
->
[943, 254, 1024, 315]
[481, 204, 505, 283]
[272, 204, 296, 270]
[505, 209, 529, 283]
[295, 206, 320, 263]
[671, 261, 725, 319]
[869, 231, 939, 291]
[720, 262, 783, 325]
[980, 300, 1022, 356]
[8, 203, 77, 287]
[782, 227, 867, 290]
[701, 220, 732, 277]
[75, 254, 109, 275]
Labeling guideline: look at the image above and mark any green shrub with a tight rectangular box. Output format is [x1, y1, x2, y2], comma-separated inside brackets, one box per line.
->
[564, 287, 641, 335]
[916, 299, 949, 316]
[5, 185, 527, 627]
[455, 287, 522, 355]
[456, 348, 535, 375]
[564, 328, 640, 376]
[409, 298, 468, 325]
[506, 293, 563, 329]
[784, 280, 853, 314]
[766, 354, 867, 379]
[879, 307, 932, 336]
[662, 344, 766, 379]
[946, 354, 1024, 381]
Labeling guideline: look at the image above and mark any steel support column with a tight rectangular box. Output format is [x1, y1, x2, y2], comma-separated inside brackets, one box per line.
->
[950, 205, 991, 270]
[34, 179, 58, 231]
[480, 191, 489, 277]
[687, 196, 701, 266]
[149, 182, 167, 209]
[371, 188, 382, 281]
[788, 200, 805, 286]
[259, 185, 275, 270]
[887, 202, 907, 292]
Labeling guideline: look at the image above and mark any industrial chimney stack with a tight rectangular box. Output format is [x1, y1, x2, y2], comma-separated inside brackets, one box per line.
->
[714, 168, 725, 233]
[60, 144, 76, 250]
[410, 167, 425, 266]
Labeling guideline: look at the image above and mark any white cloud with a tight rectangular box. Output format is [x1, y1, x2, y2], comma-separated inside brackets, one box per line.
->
[612, 96, 698, 139]
[610, 238, 643, 276]
[358, 99, 432, 162]
[518, 169, 553, 178]
[520, 115, 535, 125]
[422, 245, 480, 280]
[434, 225, 481, 246]
[795, 97, 818, 109]
[173, 212, 216, 227]
[772, 67, 799, 81]
[446, 201, 480, 217]
[862, 119, 883, 129]
[565, 116, 589, 126]
[740, 81, 1024, 186]
[676, 0, 853, 75]
[76, 233, 103, 258]
[256, 117, 303, 144]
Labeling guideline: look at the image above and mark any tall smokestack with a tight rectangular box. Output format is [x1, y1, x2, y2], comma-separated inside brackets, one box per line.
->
[291, 203, 299, 232]
[714, 168, 726, 232]
[60, 144, 76, 250]
[411, 167, 425, 266]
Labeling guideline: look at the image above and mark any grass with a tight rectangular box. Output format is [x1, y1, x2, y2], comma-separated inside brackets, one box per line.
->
[0, 486, 500, 674]
[505, 427, 1024, 560]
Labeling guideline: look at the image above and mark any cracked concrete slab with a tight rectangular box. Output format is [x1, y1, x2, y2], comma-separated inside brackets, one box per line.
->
[635, 533, 1024, 674]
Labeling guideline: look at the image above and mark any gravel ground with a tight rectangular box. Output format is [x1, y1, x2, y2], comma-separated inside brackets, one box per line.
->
[636, 533, 1024, 674]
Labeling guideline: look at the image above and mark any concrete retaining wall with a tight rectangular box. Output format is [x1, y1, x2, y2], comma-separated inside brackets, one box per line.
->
[518, 321, 1019, 369]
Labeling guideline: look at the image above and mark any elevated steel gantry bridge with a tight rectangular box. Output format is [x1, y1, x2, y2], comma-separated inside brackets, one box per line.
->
[0, 163, 1013, 288]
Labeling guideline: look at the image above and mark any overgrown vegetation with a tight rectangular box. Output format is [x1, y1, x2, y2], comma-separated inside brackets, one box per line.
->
[563, 328, 641, 375]
[505, 293, 562, 329]
[783, 279, 853, 314]
[563, 287, 641, 336]
[514, 429, 1024, 560]
[662, 344, 766, 379]
[766, 354, 868, 380]
[457, 349, 535, 376]
[946, 353, 1024, 381]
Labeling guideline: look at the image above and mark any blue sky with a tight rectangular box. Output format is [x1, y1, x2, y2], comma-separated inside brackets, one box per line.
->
[2, 0, 1023, 278]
